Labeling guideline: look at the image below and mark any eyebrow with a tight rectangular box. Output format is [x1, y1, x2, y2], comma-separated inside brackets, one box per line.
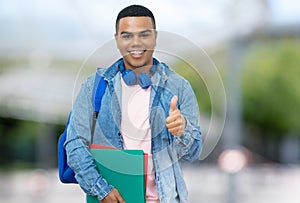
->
[120, 29, 153, 35]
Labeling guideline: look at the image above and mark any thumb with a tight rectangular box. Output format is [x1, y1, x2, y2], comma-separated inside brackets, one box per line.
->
[169, 96, 178, 112]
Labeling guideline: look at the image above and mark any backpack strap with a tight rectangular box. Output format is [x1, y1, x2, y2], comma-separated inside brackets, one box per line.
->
[91, 70, 107, 144]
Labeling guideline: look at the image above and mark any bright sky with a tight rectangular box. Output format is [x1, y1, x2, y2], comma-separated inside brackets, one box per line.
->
[0, 0, 299, 59]
[269, 0, 300, 24]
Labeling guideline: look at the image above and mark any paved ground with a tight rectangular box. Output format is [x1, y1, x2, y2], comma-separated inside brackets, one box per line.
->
[1, 165, 300, 203]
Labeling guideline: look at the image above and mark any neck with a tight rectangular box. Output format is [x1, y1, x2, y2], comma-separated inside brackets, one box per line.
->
[122, 59, 154, 75]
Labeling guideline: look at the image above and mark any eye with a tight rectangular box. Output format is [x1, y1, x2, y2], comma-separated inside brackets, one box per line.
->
[121, 34, 133, 40]
[140, 33, 151, 38]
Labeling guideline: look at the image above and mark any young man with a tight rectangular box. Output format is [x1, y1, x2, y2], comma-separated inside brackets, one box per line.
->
[65, 5, 202, 203]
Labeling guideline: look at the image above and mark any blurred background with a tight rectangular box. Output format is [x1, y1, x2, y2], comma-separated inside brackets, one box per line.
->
[0, 0, 300, 202]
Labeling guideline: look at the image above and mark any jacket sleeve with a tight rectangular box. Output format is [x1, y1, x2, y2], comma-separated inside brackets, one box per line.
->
[173, 80, 202, 162]
[64, 75, 114, 200]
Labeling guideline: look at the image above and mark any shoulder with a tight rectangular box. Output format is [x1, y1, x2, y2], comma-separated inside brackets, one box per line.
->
[79, 73, 97, 95]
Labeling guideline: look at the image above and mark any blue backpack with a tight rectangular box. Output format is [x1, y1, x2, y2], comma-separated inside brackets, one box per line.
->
[58, 71, 107, 184]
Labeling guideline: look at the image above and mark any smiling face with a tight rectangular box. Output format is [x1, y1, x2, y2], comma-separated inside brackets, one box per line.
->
[115, 16, 157, 70]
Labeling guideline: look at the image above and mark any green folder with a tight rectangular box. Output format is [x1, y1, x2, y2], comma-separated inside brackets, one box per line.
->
[86, 148, 146, 203]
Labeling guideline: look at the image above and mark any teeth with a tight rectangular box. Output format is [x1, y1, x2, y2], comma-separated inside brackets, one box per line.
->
[130, 50, 144, 55]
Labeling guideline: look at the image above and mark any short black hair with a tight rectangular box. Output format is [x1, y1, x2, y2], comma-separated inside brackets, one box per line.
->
[115, 5, 156, 32]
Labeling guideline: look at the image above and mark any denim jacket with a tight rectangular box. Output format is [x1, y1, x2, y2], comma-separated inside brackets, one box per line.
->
[65, 58, 202, 203]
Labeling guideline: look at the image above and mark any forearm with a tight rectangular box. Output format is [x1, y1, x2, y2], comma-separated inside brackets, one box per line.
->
[173, 117, 202, 162]
[65, 131, 114, 200]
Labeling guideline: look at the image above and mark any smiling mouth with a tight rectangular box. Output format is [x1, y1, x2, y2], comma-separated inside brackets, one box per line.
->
[128, 50, 146, 57]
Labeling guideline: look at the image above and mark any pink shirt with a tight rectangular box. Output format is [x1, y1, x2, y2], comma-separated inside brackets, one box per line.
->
[120, 77, 160, 203]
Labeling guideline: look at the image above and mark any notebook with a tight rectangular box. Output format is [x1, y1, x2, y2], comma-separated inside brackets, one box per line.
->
[86, 146, 146, 203]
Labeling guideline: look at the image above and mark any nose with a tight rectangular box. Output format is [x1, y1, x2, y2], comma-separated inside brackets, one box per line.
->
[132, 34, 142, 46]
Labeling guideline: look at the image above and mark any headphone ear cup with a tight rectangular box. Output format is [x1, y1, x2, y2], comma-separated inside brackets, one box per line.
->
[122, 70, 137, 86]
[138, 73, 152, 89]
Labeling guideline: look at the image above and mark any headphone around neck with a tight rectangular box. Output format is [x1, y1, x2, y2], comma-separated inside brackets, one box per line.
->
[119, 58, 157, 89]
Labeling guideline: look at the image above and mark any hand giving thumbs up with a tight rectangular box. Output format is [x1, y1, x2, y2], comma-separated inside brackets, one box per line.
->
[166, 96, 187, 136]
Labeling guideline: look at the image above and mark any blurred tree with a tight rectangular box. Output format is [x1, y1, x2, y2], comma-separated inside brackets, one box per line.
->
[0, 118, 17, 167]
[242, 38, 300, 139]
[0, 117, 64, 169]
[172, 60, 212, 114]
[0, 118, 38, 169]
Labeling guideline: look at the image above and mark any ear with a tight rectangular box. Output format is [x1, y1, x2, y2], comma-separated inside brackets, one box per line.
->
[114, 33, 120, 50]
[154, 30, 158, 47]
